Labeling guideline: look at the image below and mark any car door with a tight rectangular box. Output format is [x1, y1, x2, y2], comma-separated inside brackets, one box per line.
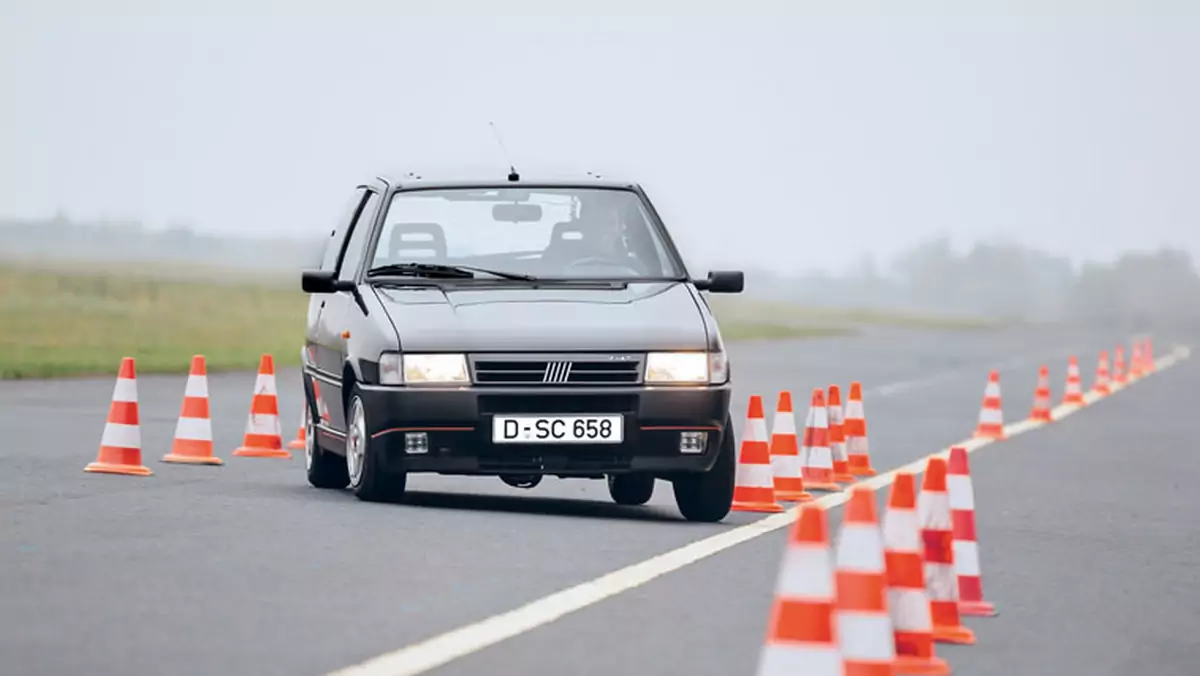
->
[308, 187, 368, 430]
[315, 188, 383, 433]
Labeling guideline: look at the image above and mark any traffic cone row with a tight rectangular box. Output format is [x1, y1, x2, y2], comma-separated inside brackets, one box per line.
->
[752, 333, 1160, 673]
[736, 333, 1157, 512]
[1081, 337, 1158, 400]
[734, 382, 879, 513]
[756, 448, 995, 676]
[972, 334, 1162, 433]
[83, 353, 297, 476]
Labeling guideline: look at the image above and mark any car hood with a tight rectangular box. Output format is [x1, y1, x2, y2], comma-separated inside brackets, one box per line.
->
[372, 281, 709, 352]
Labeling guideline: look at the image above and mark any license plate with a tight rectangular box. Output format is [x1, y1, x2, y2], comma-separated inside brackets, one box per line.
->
[492, 414, 624, 444]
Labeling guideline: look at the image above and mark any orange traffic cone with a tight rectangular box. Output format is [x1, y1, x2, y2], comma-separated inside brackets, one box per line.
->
[754, 505, 841, 676]
[1092, 351, 1111, 396]
[233, 354, 291, 458]
[973, 370, 1005, 439]
[1062, 356, 1084, 406]
[1144, 338, 1156, 372]
[287, 402, 307, 451]
[918, 457, 975, 645]
[882, 472, 950, 675]
[1129, 343, 1145, 379]
[732, 395, 784, 513]
[827, 385, 856, 484]
[768, 391, 813, 502]
[801, 388, 842, 492]
[845, 381, 877, 477]
[835, 486, 897, 676]
[85, 357, 152, 476]
[162, 355, 224, 465]
[1111, 346, 1126, 386]
[1029, 365, 1052, 423]
[948, 447, 996, 617]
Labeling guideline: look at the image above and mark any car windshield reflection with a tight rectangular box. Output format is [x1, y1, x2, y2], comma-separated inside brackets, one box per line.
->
[369, 187, 686, 281]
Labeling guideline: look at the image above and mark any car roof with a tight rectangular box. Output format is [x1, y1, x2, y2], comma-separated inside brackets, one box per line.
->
[372, 168, 641, 192]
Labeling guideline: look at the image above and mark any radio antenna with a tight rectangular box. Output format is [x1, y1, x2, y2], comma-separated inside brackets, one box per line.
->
[488, 121, 520, 182]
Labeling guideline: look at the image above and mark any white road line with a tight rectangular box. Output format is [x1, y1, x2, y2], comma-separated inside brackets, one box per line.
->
[325, 345, 1190, 676]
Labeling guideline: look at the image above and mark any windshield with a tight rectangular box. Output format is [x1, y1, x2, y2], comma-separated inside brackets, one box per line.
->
[368, 187, 686, 280]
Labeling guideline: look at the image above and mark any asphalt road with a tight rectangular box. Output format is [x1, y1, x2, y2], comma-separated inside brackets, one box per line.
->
[1, 325, 1192, 676]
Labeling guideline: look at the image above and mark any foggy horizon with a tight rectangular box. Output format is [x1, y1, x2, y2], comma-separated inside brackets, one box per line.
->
[3, 0, 1198, 275]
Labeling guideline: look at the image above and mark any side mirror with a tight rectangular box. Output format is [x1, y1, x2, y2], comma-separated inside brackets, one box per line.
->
[694, 270, 744, 294]
[301, 270, 355, 294]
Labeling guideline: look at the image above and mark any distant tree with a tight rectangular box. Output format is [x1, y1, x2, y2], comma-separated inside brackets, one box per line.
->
[1064, 247, 1200, 325]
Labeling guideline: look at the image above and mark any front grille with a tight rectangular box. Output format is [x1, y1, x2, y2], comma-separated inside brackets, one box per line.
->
[477, 394, 637, 415]
[470, 354, 643, 386]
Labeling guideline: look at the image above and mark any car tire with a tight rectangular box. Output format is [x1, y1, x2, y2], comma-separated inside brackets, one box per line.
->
[345, 387, 407, 503]
[671, 413, 736, 523]
[607, 473, 655, 506]
[306, 398, 350, 489]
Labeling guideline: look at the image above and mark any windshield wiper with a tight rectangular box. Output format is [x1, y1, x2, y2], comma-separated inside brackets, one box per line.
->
[366, 262, 538, 281]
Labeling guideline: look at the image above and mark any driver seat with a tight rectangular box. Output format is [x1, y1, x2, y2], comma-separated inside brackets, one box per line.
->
[541, 221, 593, 269]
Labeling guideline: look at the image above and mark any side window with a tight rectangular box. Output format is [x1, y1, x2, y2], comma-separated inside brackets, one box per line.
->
[319, 187, 368, 272]
[337, 190, 381, 282]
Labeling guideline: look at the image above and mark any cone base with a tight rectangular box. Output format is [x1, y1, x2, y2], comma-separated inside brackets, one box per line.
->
[775, 490, 814, 503]
[803, 481, 843, 492]
[932, 624, 976, 645]
[959, 599, 997, 617]
[162, 453, 225, 465]
[895, 654, 951, 676]
[233, 446, 293, 459]
[287, 439, 306, 450]
[1029, 411, 1052, 422]
[731, 501, 785, 514]
[848, 465, 877, 477]
[85, 461, 153, 476]
[833, 472, 857, 483]
[974, 428, 1006, 440]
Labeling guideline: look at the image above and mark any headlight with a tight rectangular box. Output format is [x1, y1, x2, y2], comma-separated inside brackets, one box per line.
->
[403, 353, 469, 384]
[645, 351, 727, 384]
[377, 353, 469, 385]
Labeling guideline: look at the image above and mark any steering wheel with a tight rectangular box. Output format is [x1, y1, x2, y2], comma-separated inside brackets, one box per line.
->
[561, 255, 642, 276]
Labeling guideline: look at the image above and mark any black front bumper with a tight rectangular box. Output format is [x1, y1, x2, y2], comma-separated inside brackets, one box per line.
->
[356, 382, 732, 477]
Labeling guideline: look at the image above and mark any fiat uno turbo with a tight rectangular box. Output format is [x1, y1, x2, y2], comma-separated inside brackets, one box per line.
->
[299, 171, 745, 522]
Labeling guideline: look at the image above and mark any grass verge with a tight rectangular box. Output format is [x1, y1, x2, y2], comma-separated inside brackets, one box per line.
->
[0, 262, 996, 379]
[0, 263, 306, 379]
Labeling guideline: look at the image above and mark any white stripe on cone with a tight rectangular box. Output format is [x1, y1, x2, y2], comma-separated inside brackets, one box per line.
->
[101, 422, 141, 449]
[112, 378, 137, 402]
[736, 463, 775, 490]
[838, 614, 895, 660]
[777, 547, 836, 598]
[757, 646, 841, 674]
[174, 416, 213, 442]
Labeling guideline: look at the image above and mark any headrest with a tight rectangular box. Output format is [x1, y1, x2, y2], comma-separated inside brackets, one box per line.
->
[549, 221, 585, 243]
[389, 222, 447, 259]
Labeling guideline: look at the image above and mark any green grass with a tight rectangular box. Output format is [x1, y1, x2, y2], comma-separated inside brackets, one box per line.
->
[0, 261, 1000, 379]
[0, 263, 306, 379]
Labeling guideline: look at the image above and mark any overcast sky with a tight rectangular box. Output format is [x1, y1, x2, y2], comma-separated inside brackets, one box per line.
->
[1, 0, 1197, 274]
